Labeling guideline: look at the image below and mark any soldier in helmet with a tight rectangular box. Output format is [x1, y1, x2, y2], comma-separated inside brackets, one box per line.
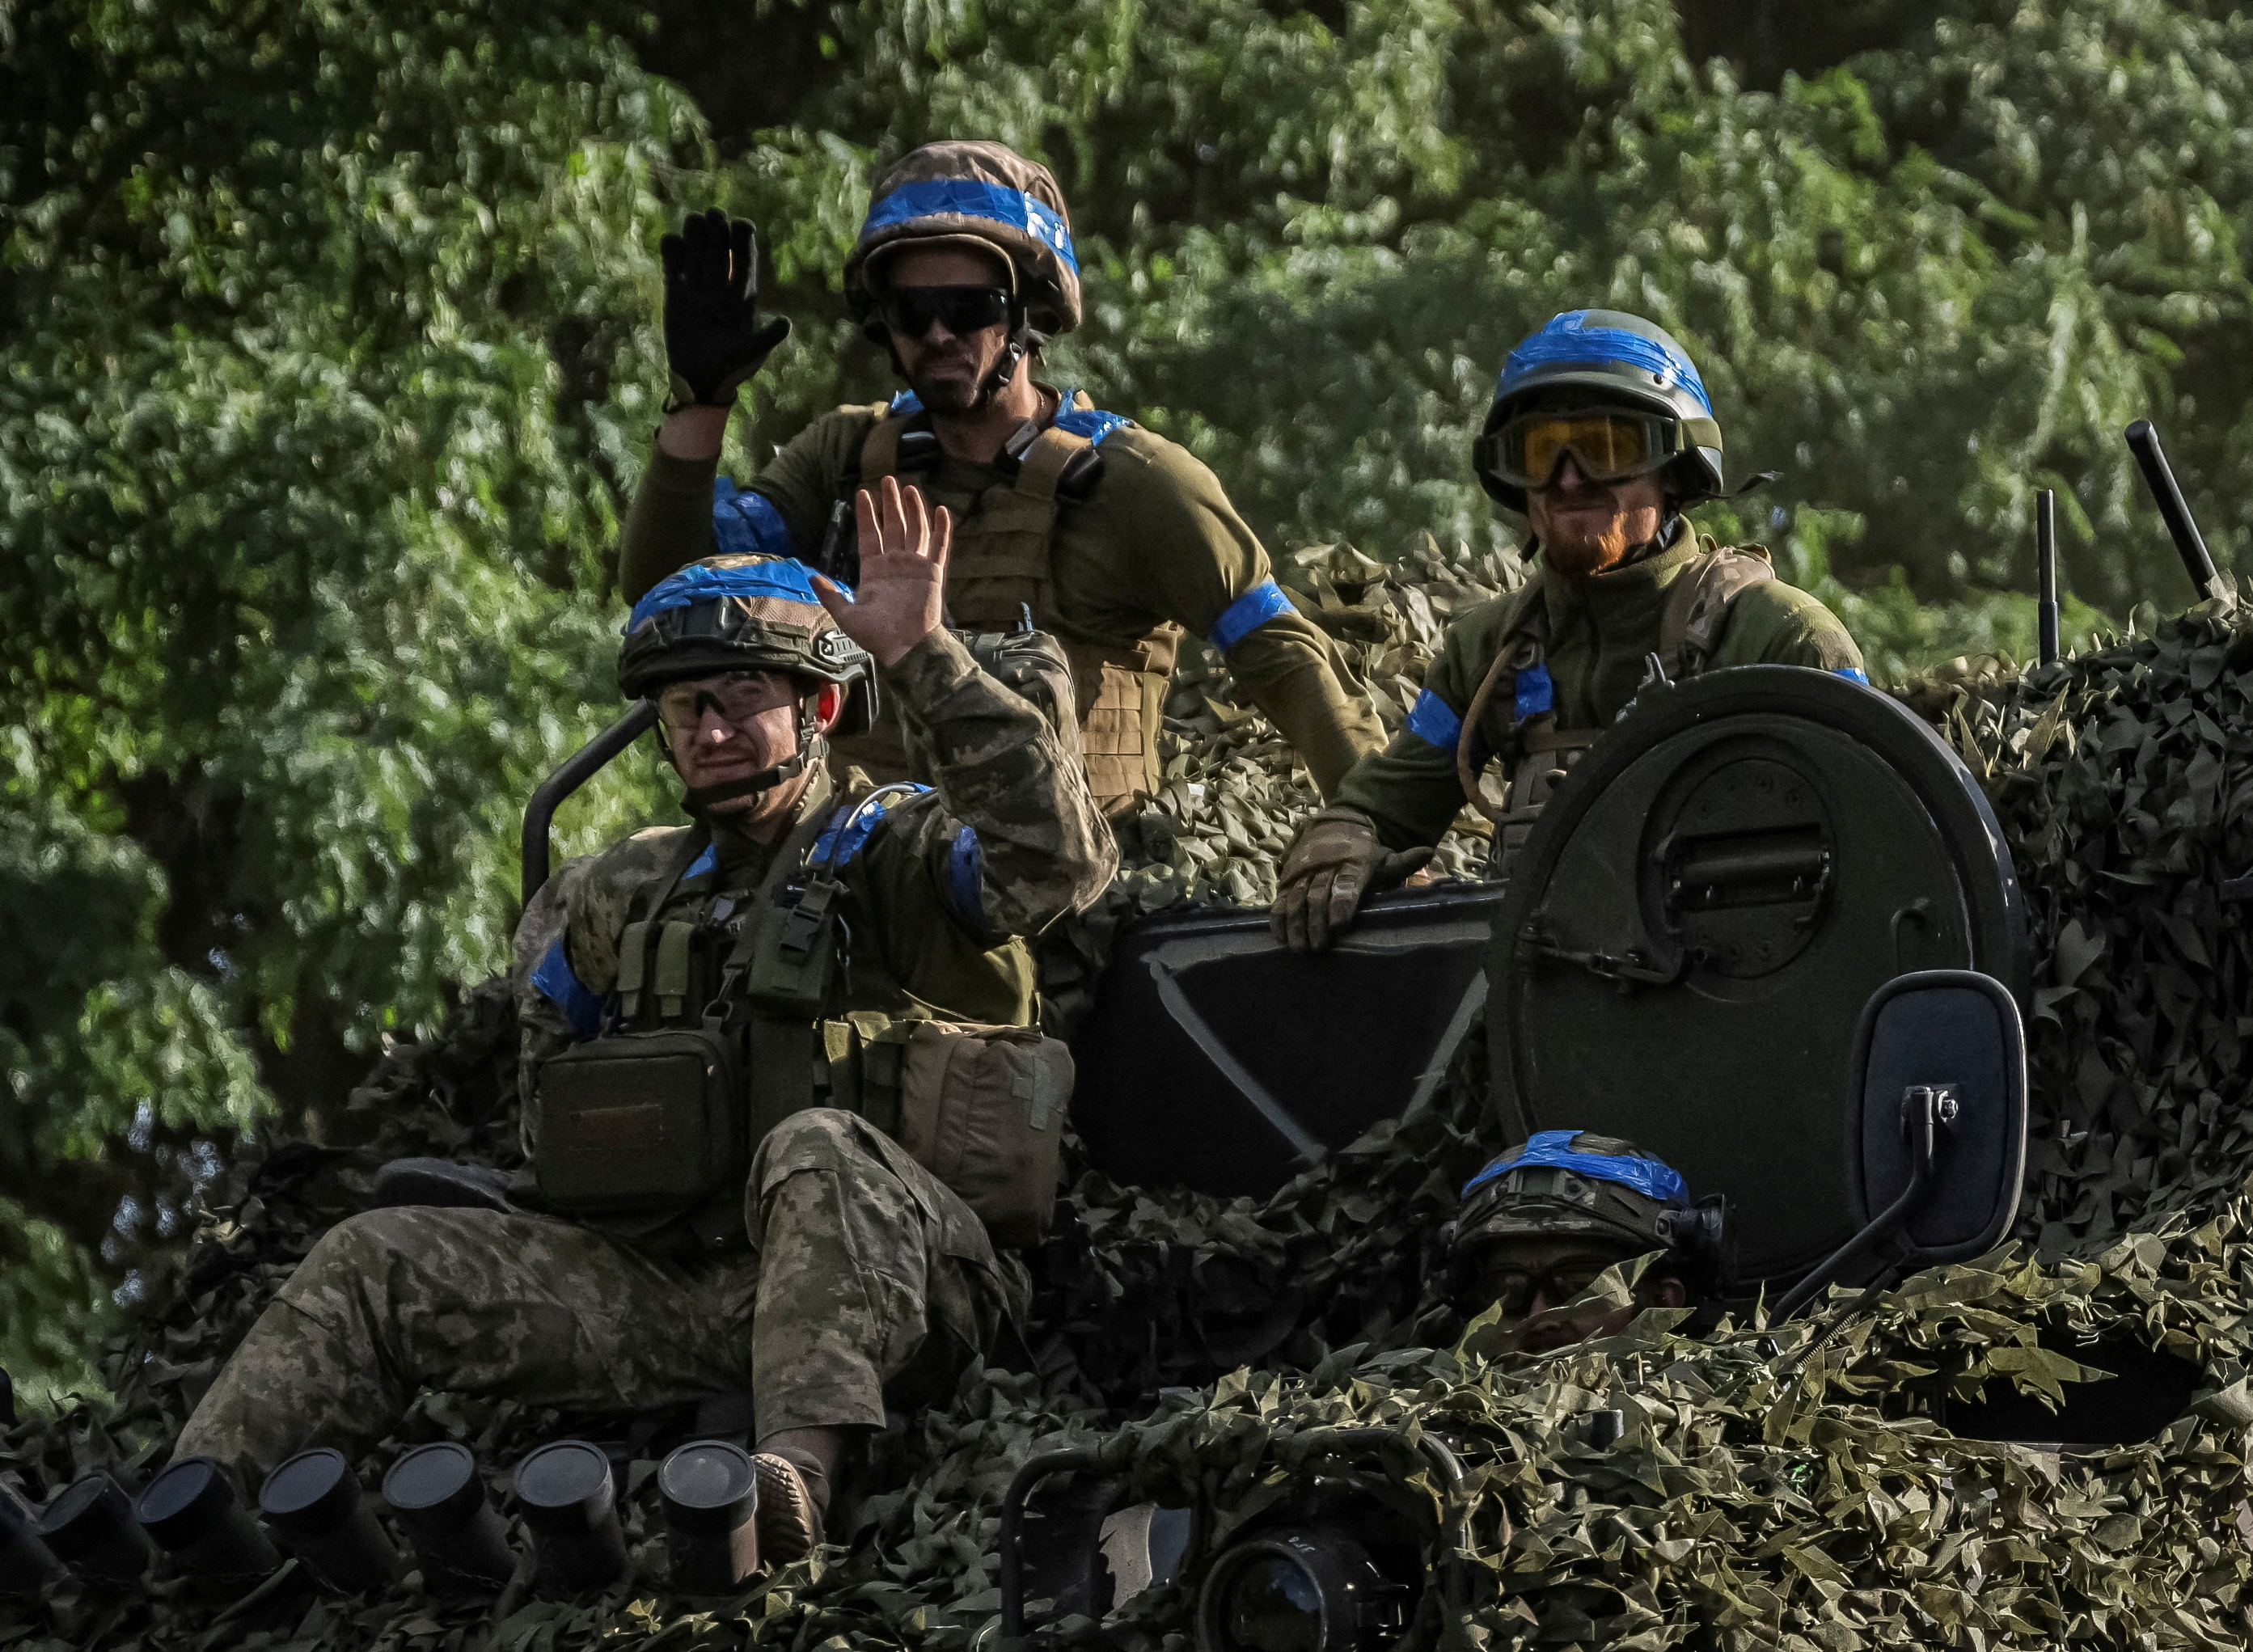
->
[1452, 1130, 1725, 1354]
[1273, 311, 1868, 949]
[621, 140, 1384, 817]
[169, 488, 1114, 1561]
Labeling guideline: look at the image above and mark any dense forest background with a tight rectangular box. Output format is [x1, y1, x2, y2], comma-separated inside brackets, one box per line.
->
[4, 0, 2251, 1403]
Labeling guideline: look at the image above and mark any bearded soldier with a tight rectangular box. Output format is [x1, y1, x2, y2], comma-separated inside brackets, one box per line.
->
[1450, 1131, 1725, 1354]
[1273, 310, 1868, 950]
[621, 140, 1383, 817]
[168, 483, 1113, 1561]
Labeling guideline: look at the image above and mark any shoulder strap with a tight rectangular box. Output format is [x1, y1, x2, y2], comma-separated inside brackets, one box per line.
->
[1660, 543, 1775, 678]
[1452, 575, 1553, 820]
[1012, 425, 1093, 505]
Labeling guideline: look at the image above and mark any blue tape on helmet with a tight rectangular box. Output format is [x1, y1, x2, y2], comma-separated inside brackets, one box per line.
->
[863, 180, 1079, 276]
[711, 479, 799, 564]
[1461, 1130, 1689, 1206]
[1515, 660, 1554, 719]
[1834, 665, 1870, 686]
[627, 555, 844, 634]
[1405, 689, 1464, 750]
[531, 940, 604, 1042]
[1209, 580, 1296, 653]
[1498, 311, 1712, 416]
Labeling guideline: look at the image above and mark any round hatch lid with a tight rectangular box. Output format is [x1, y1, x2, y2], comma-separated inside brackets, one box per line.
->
[1486, 665, 2028, 1290]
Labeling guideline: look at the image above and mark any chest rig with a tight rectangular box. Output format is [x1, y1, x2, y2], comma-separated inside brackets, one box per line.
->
[1458, 543, 1775, 874]
[532, 776, 924, 1244]
[848, 389, 1180, 813]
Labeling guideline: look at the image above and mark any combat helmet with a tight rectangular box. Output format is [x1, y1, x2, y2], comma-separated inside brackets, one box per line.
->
[1471, 310, 1727, 513]
[619, 551, 873, 810]
[1456, 1130, 1698, 1256]
[843, 141, 1080, 395]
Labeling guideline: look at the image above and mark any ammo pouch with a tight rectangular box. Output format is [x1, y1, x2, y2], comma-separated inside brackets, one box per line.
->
[838, 1016, 1073, 1249]
[957, 624, 1081, 759]
[531, 1025, 742, 1215]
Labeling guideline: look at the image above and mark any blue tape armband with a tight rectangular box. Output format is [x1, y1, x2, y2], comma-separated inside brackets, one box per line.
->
[1463, 1130, 1689, 1206]
[531, 940, 604, 1042]
[946, 826, 986, 930]
[1404, 690, 1464, 750]
[863, 180, 1079, 275]
[1834, 666, 1870, 686]
[1515, 660, 1554, 719]
[1209, 580, 1296, 653]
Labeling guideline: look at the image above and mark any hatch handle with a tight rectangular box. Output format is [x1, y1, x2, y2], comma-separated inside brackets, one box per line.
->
[1517, 924, 1689, 991]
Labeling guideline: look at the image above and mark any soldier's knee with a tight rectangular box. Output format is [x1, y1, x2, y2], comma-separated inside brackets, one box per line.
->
[285, 1206, 448, 1295]
[751, 1107, 871, 1176]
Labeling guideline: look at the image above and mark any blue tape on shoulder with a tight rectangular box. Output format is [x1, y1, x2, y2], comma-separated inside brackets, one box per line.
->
[683, 843, 717, 881]
[1404, 689, 1465, 750]
[1515, 660, 1554, 719]
[1209, 580, 1296, 653]
[1833, 666, 1870, 685]
[1462, 1130, 1689, 1205]
[1498, 311, 1712, 415]
[709, 479, 801, 565]
[531, 940, 604, 1042]
[946, 826, 986, 929]
[862, 180, 1079, 275]
[813, 787, 931, 868]
[888, 389, 924, 416]
[1054, 406, 1133, 447]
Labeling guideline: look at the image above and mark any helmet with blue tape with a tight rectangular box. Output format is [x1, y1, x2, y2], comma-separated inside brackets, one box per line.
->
[1456, 1130, 1698, 1257]
[844, 141, 1081, 340]
[1473, 311, 1726, 513]
[618, 552, 871, 705]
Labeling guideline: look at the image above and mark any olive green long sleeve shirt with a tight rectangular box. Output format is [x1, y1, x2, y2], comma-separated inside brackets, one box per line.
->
[1334, 530, 1868, 852]
[619, 396, 1384, 798]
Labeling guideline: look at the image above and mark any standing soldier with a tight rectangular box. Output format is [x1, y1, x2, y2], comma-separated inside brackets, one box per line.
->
[167, 490, 1114, 1561]
[1272, 310, 1868, 950]
[623, 140, 1383, 817]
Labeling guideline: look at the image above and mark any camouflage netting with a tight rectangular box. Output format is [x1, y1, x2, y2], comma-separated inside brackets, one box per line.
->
[8, 549, 2253, 1650]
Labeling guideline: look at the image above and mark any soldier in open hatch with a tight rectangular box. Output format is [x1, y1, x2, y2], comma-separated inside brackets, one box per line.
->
[1272, 311, 1868, 950]
[1451, 1131, 1726, 1354]
[619, 140, 1384, 818]
[170, 484, 1114, 1561]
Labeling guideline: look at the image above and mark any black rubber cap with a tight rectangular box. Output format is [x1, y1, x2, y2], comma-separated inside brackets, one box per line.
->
[260, 1448, 359, 1536]
[134, 1458, 235, 1548]
[657, 1441, 757, 1534]
[514, 1442, 613, 1527]
[383, 1442, 484, 1523]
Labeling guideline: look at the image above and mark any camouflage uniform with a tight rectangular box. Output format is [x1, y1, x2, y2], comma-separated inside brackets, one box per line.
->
[176, 627, 1114, 1481]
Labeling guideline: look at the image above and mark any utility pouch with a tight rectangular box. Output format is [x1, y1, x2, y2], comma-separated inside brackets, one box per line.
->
[742, 874, 843, 1018]
[890, 1020, 1073, 1249]
[957, 624, 1081, 758]
[531, 1026, 743, 1215]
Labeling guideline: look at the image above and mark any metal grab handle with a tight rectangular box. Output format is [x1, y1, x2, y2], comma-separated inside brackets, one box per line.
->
[998, 1447, 1107, 1638]
[521, 700, 660, 906]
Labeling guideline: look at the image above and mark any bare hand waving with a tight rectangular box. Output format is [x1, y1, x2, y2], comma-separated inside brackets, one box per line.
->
[809, 475, 952, 670]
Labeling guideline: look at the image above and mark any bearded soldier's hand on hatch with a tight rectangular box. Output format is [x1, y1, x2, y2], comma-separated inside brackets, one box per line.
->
[1270, 809, 1434, 953]
[811, 475, 952, 670]
[659, 208, 793, 412]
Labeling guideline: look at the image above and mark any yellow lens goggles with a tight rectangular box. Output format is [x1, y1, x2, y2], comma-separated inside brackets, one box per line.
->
[1486, 409, 1682, 489]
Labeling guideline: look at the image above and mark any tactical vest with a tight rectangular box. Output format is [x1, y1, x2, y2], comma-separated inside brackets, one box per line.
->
[1459, 543, 1776, 872]
[532, 775, 1068, 1249]
[847, 388, 1180, 814]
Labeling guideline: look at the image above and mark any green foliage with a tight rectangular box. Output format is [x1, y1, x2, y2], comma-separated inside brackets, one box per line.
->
[9, 0, 2253, 1414]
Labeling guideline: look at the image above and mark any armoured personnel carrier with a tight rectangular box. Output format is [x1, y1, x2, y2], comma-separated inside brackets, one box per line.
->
[4, 492, 2251, 1650]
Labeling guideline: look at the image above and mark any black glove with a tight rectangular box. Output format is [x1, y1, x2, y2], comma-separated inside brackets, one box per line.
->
[660, 209, 792, 410]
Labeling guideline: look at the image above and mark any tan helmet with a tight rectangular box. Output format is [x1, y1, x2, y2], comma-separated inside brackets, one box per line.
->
[1455, 1130, 1693, 1256]
[843, 141, 1082, 340]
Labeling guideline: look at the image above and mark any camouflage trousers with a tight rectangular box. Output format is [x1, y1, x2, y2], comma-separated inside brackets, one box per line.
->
[177, 1110, 1027, 1482]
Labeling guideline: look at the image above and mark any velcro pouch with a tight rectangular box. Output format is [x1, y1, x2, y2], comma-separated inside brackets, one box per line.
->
[531, 1027, 742, 1215]
[892, 1021, 1072, 1249]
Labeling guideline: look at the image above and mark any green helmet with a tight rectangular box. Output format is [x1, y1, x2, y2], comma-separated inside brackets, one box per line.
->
[1455, 1130, 1695, 1257]
[1471, 310, 1726, 513]
[617, 552, 870, 703]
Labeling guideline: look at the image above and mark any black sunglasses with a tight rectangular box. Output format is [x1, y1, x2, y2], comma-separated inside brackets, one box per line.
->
[877, 285, 1012, 340]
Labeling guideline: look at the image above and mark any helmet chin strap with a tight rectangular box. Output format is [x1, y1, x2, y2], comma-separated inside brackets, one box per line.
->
[680, 698, 827, 817]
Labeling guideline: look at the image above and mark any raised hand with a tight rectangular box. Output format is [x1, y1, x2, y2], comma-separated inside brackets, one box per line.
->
[660, 208, 792, 409]
[810, 475, 952, 669]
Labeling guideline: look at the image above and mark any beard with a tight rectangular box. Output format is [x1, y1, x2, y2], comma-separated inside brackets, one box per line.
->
[906, 344, 1001, 414]
[1542, 511, 1641, 578]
